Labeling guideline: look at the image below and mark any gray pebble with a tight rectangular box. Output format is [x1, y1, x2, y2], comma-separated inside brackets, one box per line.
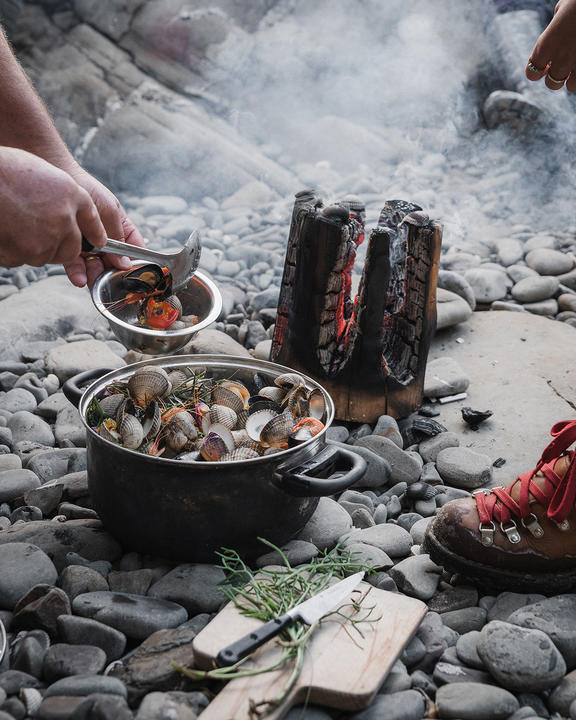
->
[424, 358, 469, 398]
[525, 247, 574, 275]
[463, 268, 509, 303]
[436, 681, 519, 719]
[456, 630, 485, 670]
[58, 566, 109, 601]
[0, 543, 57, 610]
[344, 542, 393, 570]
[72, 591, 188, 640]
[436, 447, 493, 489]
[372, 415, 403, 448]
[511, 276, 559, 303]
[354, 436, 421, 484]
[487, 592, 546, 622]
[410, 517, 432, 545]
[433, 661, 494, 686]
[45, 674, 127, 698]
[389, 554, 442, 600]
[255, 540, 319, 568]
[43, 643, 107, 683]
[0, 469, 40, 502]
[523, 298, 558, 316]
[8, 412, 54, 446]
[429, 586, 479, 614]
[440, 607, 487, 634]
[0, 389, 37, 414]
[477, 620, 566, 692]
[549, 668, 576, 715]
[296, 497, 352, 550]
[349, 689, 425, 720]
[57, 615, 126, 662]
[345, 523, 413, 558]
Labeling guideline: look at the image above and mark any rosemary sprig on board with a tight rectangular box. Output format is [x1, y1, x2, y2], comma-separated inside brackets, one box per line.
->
[175, 540, 378, 718]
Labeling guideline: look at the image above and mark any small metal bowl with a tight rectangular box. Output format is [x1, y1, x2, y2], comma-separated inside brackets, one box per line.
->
[91, 263, 222, 355]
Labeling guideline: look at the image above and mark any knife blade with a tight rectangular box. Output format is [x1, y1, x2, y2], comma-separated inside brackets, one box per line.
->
[216, 571, 364, 667]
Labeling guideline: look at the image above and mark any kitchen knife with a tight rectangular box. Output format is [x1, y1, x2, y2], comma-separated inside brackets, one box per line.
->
[216, 571, 365, 667]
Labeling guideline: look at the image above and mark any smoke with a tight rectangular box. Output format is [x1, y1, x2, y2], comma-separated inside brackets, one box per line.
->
[207, 0, 576, 246]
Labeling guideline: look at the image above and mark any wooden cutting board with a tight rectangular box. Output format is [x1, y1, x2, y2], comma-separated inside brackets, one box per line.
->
[193, 582, 427, 720]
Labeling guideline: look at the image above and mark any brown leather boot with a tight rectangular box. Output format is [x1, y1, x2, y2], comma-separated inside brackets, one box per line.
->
[423, 420, 576, 593]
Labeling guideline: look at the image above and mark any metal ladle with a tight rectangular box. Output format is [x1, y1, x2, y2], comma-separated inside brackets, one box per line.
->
[81, 230, 202, 292]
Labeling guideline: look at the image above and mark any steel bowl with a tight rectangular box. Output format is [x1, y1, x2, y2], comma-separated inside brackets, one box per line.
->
[91, 263, 222, 355]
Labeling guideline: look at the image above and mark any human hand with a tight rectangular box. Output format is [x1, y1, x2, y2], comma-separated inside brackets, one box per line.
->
[526, 0, 576, 91]
[62, 165, 146, 288]
[0, 147, 107, 268]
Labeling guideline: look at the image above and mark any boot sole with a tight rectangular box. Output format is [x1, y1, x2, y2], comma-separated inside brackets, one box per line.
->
[423, 525, 576, 595]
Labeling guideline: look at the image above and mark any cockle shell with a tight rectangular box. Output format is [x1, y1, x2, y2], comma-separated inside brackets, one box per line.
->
[274, 373, 305, 390]
[248, 398, 282, 415]
[260, 412, 294, 448]
[258, 386, 286, 403]
[99, 394, 125, 418]
[167, 370, 188, 389]
[245, 409, 278, 443]
[165, 427, 189, 453]
[128, 367, 171, 406]
[221, 447, 260, 461]
[203, 404, 237, 431]
[221, 380, 250, 406]
[200, 429, 234, 462]
[141, 401, 161, 440]
[119, 414, 144, 450]
[169, 410, 197, 438]
[19, 688, 42, 714]
[211, 385, 244, 414]
[236, 409, 249, 430]
[165, 295, 183, 318]
[231, 429, 251, 446]
[283, 385, 309, 417]
[165, 411, 197, 450]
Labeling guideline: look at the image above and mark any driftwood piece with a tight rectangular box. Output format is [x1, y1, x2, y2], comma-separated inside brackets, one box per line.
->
[271, 192, 442, 422]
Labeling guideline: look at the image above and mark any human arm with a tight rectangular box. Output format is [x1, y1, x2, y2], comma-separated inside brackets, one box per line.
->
[526, 0, 576, 91]
[0, 26, 144, 285]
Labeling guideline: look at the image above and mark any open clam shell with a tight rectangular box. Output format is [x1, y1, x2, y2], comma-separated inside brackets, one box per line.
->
[245, 409, 278, 443]
[260, 412, 294, 448]
[308, 388, 327, 422]
[221, 380, 250, 406]
[203, 404, 237, 432]
[283, 385, 309, 417]
[258, 386, 286, 403]
[211, 385, 245, 414]
[221, 447, 260, 461]
[274, 373, 305, 390]
[200, 426, 235, 462]
[141, 401, 161, 440]
[167, 369, 188, 389]
[119, 414, 144, 450]
[99, 394, 125, 419]
[98, 418, 120, 444]
[128, 367, 171, 406]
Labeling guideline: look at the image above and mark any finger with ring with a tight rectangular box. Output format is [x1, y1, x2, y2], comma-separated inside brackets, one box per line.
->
[84, 255, 100, 262]
[547, 71, 569, 86]
[527, 59, 547, 73]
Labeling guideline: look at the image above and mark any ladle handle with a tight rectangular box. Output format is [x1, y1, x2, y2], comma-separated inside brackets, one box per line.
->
[81, 236, 174, 266]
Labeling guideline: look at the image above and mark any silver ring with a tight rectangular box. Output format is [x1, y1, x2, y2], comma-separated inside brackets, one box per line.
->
[527, 60, 546, 74]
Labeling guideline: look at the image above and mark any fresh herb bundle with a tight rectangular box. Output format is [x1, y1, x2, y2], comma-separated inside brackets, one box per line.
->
[175, 540, 378, 718]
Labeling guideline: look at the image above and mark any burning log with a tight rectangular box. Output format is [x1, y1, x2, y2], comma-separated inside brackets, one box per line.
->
[271, 191, 442, 422]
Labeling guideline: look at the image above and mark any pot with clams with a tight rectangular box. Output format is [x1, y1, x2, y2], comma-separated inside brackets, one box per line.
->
[64, 355, 366, 561]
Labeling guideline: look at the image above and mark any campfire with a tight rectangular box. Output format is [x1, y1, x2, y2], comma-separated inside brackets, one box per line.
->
[271, 191, 443, 422]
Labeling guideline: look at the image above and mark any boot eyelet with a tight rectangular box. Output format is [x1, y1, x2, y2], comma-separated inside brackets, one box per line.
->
[500, 520, 522, 544]
[554, 519, 570, 531]
[479, 521, 495, 546]
[521, 513, 544, 538]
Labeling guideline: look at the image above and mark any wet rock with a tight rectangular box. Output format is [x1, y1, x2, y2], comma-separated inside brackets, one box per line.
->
[43, 643, 107, 683]
[464, 268, 509, 303]
[418, 432, 460, 464]
[511, 275, 559, 303]
[12, 585, 71, 637]
[436, 682, 519, 719]
[456, 631, 485, 670]
[148, 564, 226, 615]
[296, 498, 352, 550]
[349, 689, 425, 720]
[525, 248, 574, 275]
[0, 543, 58, 610]
[424, 358, 469, 398]
[0, 389, 37, 414]
[255, 540, 319, 568]
[354, 436, 422, 484]
[111, 618, 210, 703]
[477, 620, 566, 692]
[0, 469, 40, 502]
[429, 586, 479, 614]
[388, 554, 442, 600]
[8, 411, 55, 446]
[440, 607, 487, 634]
[507, 594, 576, 669]
[0, 520, 122, 571]
[433, 661, 494, 686]
[345, 524, 413, 558]
[56, 615, 127, 662]
[72, 591, 188, 640]
[487, 592, 546, 622]
[68, 692, 133, 720]
[45, 340, 125, 383]
[436, 447, 493, 490]
[45, 674, 126, 698]
[58, 566, 109, 601]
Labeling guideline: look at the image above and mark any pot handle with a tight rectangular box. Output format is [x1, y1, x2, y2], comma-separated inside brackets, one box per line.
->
[275, 445, 366, 497]
[63, 368, 115, 408]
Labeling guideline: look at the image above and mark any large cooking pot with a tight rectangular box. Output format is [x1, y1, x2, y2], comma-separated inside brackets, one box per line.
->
[64, 355, 366, 562]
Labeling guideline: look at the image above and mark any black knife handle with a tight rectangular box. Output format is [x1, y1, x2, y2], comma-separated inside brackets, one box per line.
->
[81, 236, 98, 253]
[216, 613, 293, 667]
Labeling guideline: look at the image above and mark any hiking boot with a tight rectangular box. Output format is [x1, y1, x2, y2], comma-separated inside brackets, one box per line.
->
[423, 420, 576, 594]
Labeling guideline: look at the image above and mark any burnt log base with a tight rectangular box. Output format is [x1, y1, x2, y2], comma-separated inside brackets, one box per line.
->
[271, 192, 442, 422]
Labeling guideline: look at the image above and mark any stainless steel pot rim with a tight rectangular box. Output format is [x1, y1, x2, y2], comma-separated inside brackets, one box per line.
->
[79, 354, 335, 468]
[91, 266, 223, 338]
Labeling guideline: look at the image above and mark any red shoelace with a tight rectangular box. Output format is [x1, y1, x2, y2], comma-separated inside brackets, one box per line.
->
[474, 420, 576, 526]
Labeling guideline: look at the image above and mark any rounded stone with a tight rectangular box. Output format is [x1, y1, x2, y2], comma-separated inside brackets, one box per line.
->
[346, 523, 413, 558]
[56, 615, 126, 662]
[496, 238, 524, 267]
[436, 288, 474, 330]
[418, 432, 460, 464]
[7, 411, 55, 446]
[525, 248, 574, 275]
[424, 358, 469, 398]
[42, 644, 107, 683]
[436, 447, 493, 489]
[558, 294, 576, 313]
[511, 275, 559, 303]
[388, 554, 442, 600]
[0, 388, 37, 414]
[436, 682, 519, 719]
[296, 497, 352, 550]
[44, 674, 127, 698]
[477, 620, 566, 692]
[0, 543, 57, 610]
[463, 268, 509, 303]
[0, 469, 40, 502]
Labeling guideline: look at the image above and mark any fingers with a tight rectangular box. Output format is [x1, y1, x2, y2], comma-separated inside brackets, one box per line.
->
[63, 257, 88, 288]
[76, 189, 107, 250]
[526, 0, 576, 89]
[122, 215, 146, 248]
